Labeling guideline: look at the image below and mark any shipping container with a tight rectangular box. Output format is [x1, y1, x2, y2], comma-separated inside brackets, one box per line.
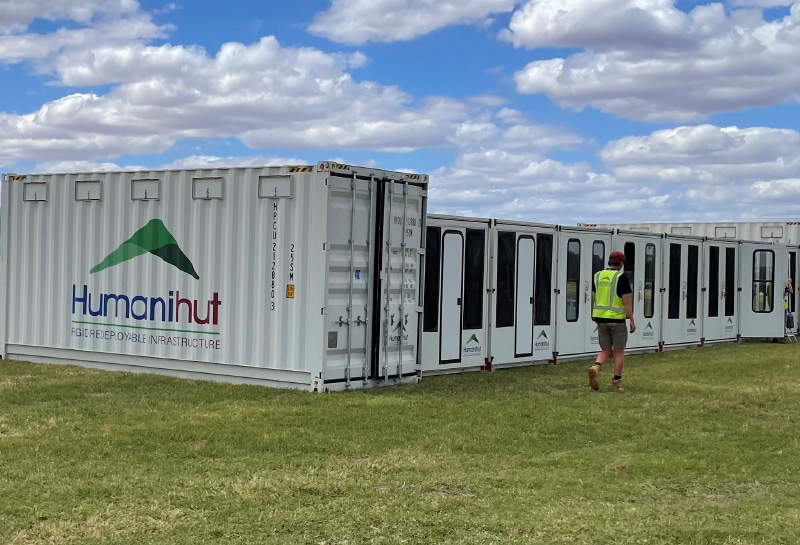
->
[0, 162, 428, 391]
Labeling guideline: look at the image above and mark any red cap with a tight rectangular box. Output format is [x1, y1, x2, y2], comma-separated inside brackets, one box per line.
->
[609, 251, 626, 261]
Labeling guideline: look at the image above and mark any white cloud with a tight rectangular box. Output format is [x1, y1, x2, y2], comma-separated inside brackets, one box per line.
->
[309, 0, 516, 44]
[0, 0, 140, 33]
[0, 16, 168, 64]
[0, 37, 476, 162]
[730, 0, 794, 6]
[509, 1, 800, 121]
[31, 155, 307, 173]
[427, 122, 800, 223]
[160, 155, 307, 170]
[601, 125, 800, 183]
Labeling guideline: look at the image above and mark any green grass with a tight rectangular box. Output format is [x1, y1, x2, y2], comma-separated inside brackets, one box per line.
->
[2, 343, 800, 544]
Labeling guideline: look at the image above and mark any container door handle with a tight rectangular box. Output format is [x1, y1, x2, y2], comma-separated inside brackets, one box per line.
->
[457, 298, 462, 306]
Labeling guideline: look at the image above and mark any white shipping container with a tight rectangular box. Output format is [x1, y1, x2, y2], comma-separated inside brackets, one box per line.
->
[0, 162, 428, 391]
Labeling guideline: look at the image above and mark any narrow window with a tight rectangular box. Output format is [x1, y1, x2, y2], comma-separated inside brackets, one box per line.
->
[687, 245, 699, 320]
[566, 240, 581, 323]
[534, 234, 553, 326]
[790, 252, 797, 314]
[623, 242, 636, 286]
[708, 246, 720, 318]
[423, 227, 441, 332]
[752, 250, 775, 313]
[725, 248, 736, 317]
[644, 244, 656, 319]
[496, 232, 516, 327]
[592, 241, 605, 278]
[668, 244, 681, 320]
[463, 229, 485, 330]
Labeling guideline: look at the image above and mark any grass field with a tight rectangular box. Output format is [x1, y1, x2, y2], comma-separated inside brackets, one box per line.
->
[2, 343, 800, 544]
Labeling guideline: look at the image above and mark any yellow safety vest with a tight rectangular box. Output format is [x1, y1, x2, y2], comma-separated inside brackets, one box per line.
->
[593, 269, 627, 320]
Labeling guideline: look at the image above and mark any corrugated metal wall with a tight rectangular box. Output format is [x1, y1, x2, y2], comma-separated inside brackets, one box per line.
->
[3, 167, 327, 378]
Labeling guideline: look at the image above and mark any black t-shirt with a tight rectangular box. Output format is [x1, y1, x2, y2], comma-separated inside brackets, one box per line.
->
[592, 271, 632, 323]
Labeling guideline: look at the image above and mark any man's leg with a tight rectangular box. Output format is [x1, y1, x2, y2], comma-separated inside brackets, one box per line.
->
[589, 324, 611, 391]
[611, 323, 628, 392]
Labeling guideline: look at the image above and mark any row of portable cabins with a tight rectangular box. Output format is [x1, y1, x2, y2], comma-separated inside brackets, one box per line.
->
[421, 216, 789, 374]
[0, 163, 791, 391]
[583, 220, 800, 330]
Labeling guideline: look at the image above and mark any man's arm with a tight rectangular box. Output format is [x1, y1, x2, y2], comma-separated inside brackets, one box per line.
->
[622, 293, 636, 333]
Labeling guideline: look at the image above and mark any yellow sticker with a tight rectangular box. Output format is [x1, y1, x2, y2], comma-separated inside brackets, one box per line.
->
[286, 284, 295, 299]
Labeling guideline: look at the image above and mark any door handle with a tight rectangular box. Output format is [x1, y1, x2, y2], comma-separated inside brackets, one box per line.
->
[457, 298, 462, 306]
[530, 296, 534, 304]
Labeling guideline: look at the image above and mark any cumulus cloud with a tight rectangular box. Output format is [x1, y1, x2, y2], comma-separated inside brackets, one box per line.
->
[309, 0, 516, 44]
[32, 155, 307, 173]
[0, 37, 472, 163]
[601, 125, 800, 184]
[0, 0, 140, 32]
[427, 122, 800, 224]
[0, 0, 168, 65]
[508, 0, 800, 121]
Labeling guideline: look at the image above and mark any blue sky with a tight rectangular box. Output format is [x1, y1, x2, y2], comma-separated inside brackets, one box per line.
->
[1, 0, 799, 223]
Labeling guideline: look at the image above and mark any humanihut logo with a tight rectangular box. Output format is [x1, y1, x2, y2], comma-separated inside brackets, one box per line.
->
[464, 333, 482, 356]
[725, 317, 735, 331]
[91, 219, 199, 279]
[70, 220, 222, 350]
[687, 319, 698, 335]
[534, 330, 550, 348]
[643, 321, 655, 338]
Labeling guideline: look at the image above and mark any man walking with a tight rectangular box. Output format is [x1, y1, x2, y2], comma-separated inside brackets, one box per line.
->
[588, 251, 635, 392]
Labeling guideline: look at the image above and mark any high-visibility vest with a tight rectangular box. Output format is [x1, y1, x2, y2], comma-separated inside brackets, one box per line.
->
[593, 269, 627, 320]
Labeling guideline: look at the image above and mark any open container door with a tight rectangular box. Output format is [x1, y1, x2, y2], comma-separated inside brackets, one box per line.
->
[739, 242, 788, 339]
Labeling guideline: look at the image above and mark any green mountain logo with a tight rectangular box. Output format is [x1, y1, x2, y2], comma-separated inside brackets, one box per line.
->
[689, 320, 696, 327]
[645, 322, 653, 330]
[392, 321, 406, 334]
[727, 318, 733, 324]
[466, 334, 480, 345]
[91, 219, 199, 279]
[537, 330, 548, 339]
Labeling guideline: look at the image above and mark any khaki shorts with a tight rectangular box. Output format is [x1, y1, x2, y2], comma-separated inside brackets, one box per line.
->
[597, 322, 628, 350]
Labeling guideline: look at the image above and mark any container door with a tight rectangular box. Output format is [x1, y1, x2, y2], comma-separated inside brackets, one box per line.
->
[556, 232, 611, 356]
[324, 175, 376, 383]
[611, 235, 660, 350]
[515, 236, 535, 357]
[440, 231, 464, 363]
[789, 249, 798, 333]
[740, 244, 786, 338]
[556, 235, 585, 356]
[704, 244, 723, 341]
[460, 228, 488, 365]
[662, 240, 702, 345]
[704, 243, 738, 341]
[372, 180, 426, 380]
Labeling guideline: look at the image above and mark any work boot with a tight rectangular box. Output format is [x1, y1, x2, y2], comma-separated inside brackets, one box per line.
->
[588, 364, 601, 391]
[612, 378, 623, 392]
